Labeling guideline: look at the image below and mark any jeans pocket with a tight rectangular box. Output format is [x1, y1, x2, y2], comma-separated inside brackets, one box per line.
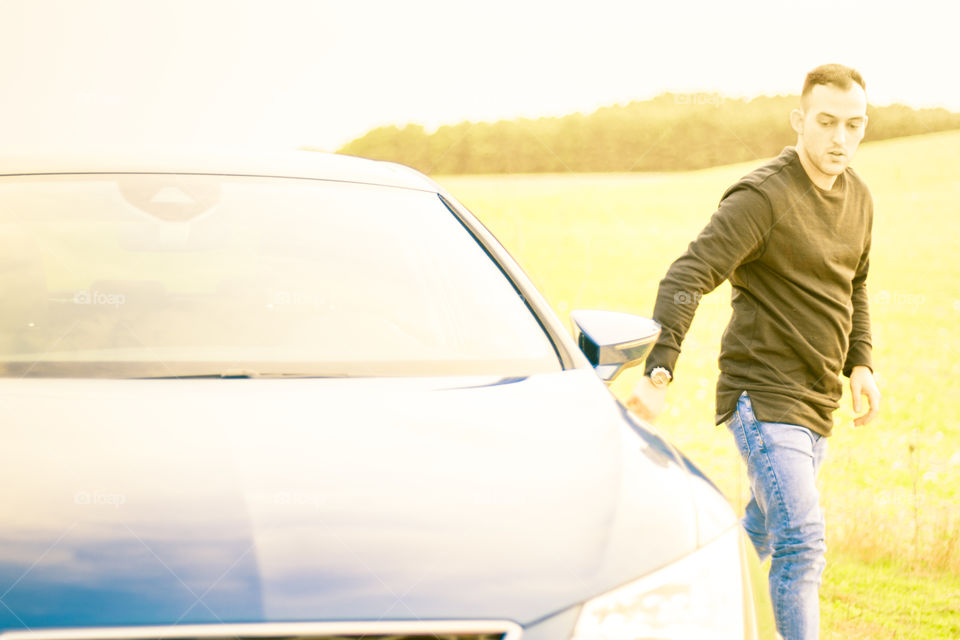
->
[727, 415, 751, 462]
[737, 392, 765, 452]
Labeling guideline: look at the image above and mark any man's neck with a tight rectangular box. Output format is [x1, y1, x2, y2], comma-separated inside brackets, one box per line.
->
[795, 144, 838, 191]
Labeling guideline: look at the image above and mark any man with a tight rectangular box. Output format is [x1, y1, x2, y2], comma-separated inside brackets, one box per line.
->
[626, 63, 882, 640]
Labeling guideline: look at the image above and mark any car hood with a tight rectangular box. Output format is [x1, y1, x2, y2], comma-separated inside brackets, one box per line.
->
[0, 370, 731, 629]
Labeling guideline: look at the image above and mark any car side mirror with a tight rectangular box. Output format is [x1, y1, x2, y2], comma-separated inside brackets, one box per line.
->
[570, 310, 661, 383]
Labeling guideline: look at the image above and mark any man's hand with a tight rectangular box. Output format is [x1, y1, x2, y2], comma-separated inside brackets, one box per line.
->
[626, 376, 668, 422]
[850, 365, 880, 426]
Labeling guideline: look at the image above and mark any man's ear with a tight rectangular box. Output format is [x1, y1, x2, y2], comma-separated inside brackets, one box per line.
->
[790, 109, 804, 135]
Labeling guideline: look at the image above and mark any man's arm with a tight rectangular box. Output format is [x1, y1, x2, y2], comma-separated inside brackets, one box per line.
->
[844, 198, 880, 426]
[842, 206, 873, 378]
[627, 186, 771, 420]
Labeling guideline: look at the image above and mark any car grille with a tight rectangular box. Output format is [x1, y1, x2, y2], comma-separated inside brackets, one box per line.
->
[0, 622, 523, 640]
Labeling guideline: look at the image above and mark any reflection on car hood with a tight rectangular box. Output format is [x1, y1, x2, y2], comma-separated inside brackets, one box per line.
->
[0, 370, 725, 629]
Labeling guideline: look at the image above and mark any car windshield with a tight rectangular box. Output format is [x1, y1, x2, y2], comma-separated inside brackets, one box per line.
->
[0, 173, 561, 378]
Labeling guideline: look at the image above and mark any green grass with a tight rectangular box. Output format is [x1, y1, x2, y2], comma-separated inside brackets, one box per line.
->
[821, 555, 960, 639]
[434, 129, 960, 638]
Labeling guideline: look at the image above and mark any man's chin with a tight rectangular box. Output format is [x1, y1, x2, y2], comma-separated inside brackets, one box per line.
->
[818, 156, 848, 175]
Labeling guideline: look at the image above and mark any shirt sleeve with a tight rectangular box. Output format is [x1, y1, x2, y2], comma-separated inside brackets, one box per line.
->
[842, 195, 874, 377]
[645, 185, 771, 378]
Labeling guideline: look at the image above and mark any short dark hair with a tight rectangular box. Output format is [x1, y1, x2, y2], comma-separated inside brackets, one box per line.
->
[802, 64, 866, 99]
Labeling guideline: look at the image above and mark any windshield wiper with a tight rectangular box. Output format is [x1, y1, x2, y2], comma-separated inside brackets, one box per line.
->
[134, 370, 352, 379]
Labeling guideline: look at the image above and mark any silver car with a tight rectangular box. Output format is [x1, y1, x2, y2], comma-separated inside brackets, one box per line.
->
[0, 150, 775, 639]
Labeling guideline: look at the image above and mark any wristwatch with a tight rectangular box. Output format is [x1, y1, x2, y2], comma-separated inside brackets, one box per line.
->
[648, 366, 672, 389]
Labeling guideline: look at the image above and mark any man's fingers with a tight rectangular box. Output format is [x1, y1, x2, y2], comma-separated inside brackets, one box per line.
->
[631, 402, 651, 421]
[864, 389, 881, 424]
[854, 408, 875, 427]
[626, 395, 653, 422]
[853, 389, 880, 426]
[851, 381, 862, 413]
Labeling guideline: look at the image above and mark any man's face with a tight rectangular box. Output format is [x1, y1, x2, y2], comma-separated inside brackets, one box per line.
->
[794, 82, 868, 179]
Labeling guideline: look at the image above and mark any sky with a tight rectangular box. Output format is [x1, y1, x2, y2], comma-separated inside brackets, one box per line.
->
[1, 0, 958, 153]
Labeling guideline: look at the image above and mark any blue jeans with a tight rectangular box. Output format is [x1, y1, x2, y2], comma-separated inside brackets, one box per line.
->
[725, 391, 828, 640]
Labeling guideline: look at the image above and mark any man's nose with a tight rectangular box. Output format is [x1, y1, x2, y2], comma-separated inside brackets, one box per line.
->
[832, 124, 846, 145]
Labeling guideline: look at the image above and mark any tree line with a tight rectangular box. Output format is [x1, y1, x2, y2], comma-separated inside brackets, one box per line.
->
[335, 93, 960, 174]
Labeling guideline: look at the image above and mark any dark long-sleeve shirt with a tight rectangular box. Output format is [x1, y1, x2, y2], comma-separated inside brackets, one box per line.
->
[644, 146, 873, 436]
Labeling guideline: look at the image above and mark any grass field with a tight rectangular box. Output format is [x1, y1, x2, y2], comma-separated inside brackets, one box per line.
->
[435, 129, 960, 639]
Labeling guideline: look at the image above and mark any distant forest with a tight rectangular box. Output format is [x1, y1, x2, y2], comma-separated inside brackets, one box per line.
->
[334, 93, 960, 174]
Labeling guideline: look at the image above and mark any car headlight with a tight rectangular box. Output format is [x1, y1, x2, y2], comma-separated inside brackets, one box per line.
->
[571, 525, 771, 639]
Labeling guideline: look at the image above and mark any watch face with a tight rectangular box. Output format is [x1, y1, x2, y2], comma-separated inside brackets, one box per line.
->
[651, 368, 670, 386]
